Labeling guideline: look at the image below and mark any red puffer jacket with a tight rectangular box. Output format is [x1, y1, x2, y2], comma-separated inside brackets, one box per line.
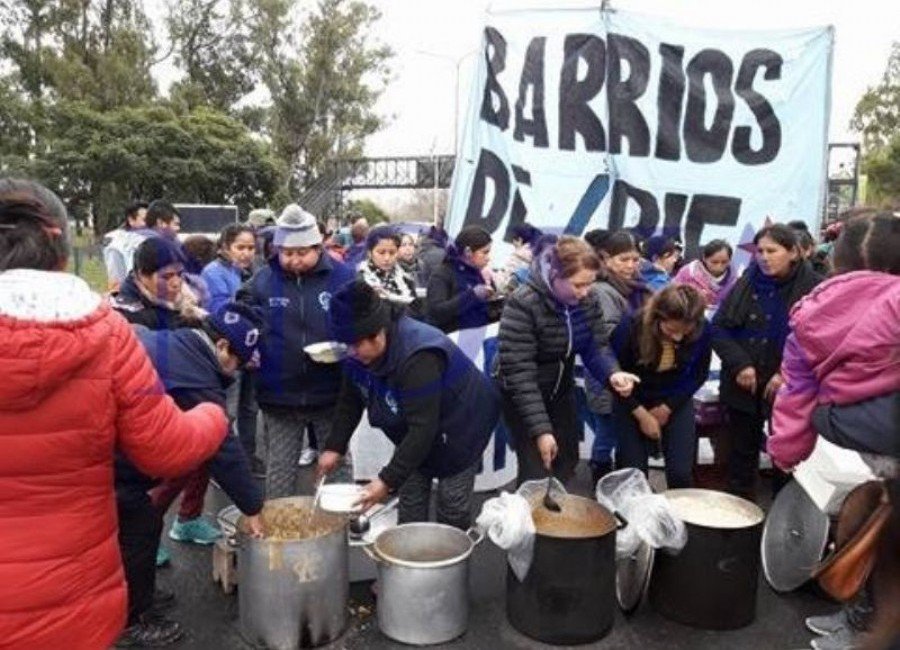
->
[0, 270, 228, 650]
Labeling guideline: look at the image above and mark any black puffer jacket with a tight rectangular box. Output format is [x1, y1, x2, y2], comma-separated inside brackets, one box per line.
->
[713, 260, 822, 414]
[426, 253, 502, 333]
[497, 268, 620, 439]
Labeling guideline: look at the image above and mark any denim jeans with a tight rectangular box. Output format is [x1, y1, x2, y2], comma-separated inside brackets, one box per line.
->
[614, 401, 696, 489]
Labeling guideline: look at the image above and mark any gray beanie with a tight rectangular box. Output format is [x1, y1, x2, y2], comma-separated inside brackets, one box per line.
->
[273, 204, 322, 248]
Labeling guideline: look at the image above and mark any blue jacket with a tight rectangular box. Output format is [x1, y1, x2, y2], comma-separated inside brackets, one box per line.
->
[344, 316, 500, 478]
[639, 259, 671, 292]
[238, 253, 355, 409]
[202, 257, 248, 313]
[115, 327, 263, 515]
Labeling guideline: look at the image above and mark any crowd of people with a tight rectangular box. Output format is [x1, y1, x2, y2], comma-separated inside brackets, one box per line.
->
[1, 177, 897, 650]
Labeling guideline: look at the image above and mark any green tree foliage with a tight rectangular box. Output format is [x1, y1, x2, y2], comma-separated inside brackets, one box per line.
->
[31, 102, 284, 233]
[0, 0, 391, 233]
[852, 43, 900, 203]
[248, 0, 392, 193]
[166, 0, 258, 112]
[347, 197, 389, 224]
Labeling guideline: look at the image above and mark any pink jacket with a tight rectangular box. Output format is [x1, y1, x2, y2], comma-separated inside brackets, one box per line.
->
[769, 271, 900, 469]
[673, 259, 736, 307]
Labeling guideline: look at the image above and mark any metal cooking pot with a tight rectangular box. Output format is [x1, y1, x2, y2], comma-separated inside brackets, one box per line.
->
[648, 489, 765, 630]
[218, 497, 348, 649]
[363, 522, 484, 645]
[506, 494, 622, 645]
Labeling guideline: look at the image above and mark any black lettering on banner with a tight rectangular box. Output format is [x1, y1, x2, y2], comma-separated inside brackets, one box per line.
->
[655, 44, 686, 161]
[684, 49, 736, 163]
[463, 148, 510, 234]
[733, 48, 783, 165]
[608, 179, 659, 236]
[558, 34, 606, 152]
[607, 33, 651, 157]
[663, 193, 688, 239]
[502, 165, 533, 241]
[683, 194, 742, 260]
[514, 37, 550, 147]
[480, 27, 510, 130]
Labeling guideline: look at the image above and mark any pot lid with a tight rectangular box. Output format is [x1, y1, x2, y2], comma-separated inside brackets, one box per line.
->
[761, 479, 830, 593]
[616, 541, 654, 614]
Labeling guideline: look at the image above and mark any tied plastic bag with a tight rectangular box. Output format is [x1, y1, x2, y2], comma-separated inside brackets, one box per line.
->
[475, 478, 568, 581]
[595, 469, 687, 558]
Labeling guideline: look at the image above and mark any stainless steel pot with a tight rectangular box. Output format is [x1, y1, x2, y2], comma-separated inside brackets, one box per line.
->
[218, 497, 348, 649]
[364, 522, 484, 646]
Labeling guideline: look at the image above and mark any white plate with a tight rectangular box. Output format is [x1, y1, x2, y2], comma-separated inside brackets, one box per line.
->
[318, 483, 363, 513]
[304, 341, 348, 364]
[384, 293, 415, 305]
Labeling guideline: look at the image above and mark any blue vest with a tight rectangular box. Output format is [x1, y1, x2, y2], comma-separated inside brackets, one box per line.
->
[346, 317, 500, 478]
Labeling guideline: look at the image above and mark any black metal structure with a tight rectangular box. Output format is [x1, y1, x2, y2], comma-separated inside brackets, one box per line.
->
[824, 143, 861, 224]
[298, 155, 455, 218]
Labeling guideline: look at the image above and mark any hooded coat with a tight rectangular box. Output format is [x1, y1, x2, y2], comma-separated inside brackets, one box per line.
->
[0, 270, 227, 650]
[768, 271, 900, 468]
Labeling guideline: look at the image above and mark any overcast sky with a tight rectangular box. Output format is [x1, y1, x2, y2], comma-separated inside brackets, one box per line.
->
[148, 0, 896, 171]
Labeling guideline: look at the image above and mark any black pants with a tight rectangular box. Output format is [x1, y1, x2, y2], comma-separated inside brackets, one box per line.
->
[615, 401, 697, 489]
[118, 499, 163, 625]
[726, 408, 765, 497]
[503, 388, 580, 486]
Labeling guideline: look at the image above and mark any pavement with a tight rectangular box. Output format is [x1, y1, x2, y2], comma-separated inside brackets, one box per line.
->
[156, 463, 834, 650]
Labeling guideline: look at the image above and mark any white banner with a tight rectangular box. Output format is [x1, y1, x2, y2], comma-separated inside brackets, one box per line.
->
[447, 8, 833, 263]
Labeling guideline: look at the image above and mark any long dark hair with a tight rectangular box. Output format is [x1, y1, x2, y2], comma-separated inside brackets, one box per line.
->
[833, 213, 900, 275]
[0, 179, 70, 272]
[636, 284, 706, 366]
[217, 223, 255, 251]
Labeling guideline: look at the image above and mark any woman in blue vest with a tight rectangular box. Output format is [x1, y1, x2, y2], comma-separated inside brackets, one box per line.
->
[317, 280, 500, 529]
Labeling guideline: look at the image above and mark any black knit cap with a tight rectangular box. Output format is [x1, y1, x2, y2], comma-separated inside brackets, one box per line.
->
[330, 279, 391, 344]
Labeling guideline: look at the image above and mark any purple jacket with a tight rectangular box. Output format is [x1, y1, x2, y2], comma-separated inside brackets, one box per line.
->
[673, 259, 736, 308]
[769, 271, 900, 469]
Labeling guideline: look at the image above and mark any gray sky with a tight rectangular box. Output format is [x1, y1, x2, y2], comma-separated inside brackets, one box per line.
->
[148, 1, 896, 164]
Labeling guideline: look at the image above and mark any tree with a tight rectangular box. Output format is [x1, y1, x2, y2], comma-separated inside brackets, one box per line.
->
[851, 42, 900, 153]
[166, 0, 258, 112]
[346, 197, 389, 224]
[30, 102, 284, 233]
[852, 43, 900, 203]
[394, 188, 448, 223]
[248, 0, 392, 194]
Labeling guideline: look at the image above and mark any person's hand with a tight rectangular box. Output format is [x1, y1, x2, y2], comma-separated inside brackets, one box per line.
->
[736, 366, 757, 394]
[316, 451, 342, 480]
[764, 373, 784, 402]
[536, 433, 558, 470]
[637, 411, 662, 441]
[472, 284, 496, 301]
[354, 478, 391, 512]
[648, 404, 672, 427]
[242, 514, 265, 539]
[609, 372, 640, 398]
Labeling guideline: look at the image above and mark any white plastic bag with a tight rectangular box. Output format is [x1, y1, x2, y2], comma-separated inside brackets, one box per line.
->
[475, 478, 568, 581]
[476, 492, 535, 581]
[595, 469, 687, 558]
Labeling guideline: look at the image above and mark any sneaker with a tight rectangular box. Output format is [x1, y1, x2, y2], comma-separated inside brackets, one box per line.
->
[297, 447, 318, 467]
[810, 628, 860, 650]
[155, 546, 171, 568]
[150, 588, 176, 614]
[806, 610, 850, 636]
[169, 517, 221, 545]
[114, 615, 184, 647]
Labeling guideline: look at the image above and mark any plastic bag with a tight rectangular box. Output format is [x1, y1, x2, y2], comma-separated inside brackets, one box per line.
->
[595, 468, 687, 558]
[475, 478, 568, 581]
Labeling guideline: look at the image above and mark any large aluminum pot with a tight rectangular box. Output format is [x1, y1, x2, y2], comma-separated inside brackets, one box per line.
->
[219, 497, 348, 649]
[364, 522, 483, 645]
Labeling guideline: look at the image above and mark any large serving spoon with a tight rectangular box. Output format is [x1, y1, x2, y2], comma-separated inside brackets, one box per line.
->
[543, 469, 561, 512]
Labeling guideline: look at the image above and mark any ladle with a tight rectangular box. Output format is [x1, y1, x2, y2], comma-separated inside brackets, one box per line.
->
[542, 470, 561, 512]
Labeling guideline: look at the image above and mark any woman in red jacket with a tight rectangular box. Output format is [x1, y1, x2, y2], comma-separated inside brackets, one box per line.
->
[0, 179, 229, 650]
